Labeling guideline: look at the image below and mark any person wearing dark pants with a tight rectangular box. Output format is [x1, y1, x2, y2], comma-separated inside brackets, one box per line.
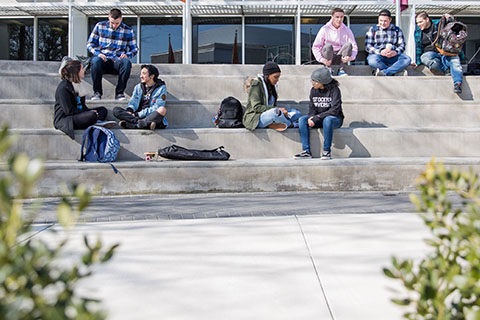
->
[54, 59, 115, 140]
[113, 64, 168, 131]
[90, 57, 132, 100]
[294, 66, 344, 160]
[87, 8, 137, 101]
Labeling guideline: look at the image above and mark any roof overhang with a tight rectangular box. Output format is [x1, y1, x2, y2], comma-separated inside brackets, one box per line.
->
[0, 1, 479, 17]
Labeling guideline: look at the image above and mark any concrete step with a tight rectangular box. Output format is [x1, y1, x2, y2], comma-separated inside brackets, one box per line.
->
[0, 60, 444, 76]
[9, 127, 480, 161]
[1, 71, 477, 101]
[2, 99, 480, 129]
[2, 157, 479, 197]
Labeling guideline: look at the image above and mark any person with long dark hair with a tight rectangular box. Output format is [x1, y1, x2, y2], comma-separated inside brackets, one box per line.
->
[294, 66, 344, 160]
[54, 59, 114, 139]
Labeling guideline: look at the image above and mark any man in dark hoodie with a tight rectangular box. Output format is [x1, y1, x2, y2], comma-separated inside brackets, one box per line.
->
[294, 66, 344, 160]
[113, 64, 167, 130]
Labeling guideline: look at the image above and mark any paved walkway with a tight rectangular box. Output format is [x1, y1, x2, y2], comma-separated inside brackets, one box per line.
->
[31, 192, 430, 320]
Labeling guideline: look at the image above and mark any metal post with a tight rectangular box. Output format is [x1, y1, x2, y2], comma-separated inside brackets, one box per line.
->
[295, 4, 301, 65]
[137, 16, 140, 64]
[67, 3, 72, 57]
[396, 0, 402, 29]
[33, 16, 38, 61]
[242, 15, 245, 65]
[183, 0, 192, 64]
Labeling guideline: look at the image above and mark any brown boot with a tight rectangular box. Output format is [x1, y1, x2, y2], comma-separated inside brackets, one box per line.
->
[267, 123, 288, 131]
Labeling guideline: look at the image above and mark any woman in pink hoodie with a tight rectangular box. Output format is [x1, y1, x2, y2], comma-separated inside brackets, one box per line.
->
[312, 8, 358, 76]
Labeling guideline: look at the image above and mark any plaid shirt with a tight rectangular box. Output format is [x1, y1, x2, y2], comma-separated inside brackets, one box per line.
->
[87, 21, 138, 60]
[365, 24, 405, 55]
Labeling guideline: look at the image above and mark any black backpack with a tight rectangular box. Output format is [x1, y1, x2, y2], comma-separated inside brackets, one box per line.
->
[215, 96, 244, 128]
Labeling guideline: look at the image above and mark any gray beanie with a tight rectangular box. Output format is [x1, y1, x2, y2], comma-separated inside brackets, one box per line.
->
[311, 67, 332, 85]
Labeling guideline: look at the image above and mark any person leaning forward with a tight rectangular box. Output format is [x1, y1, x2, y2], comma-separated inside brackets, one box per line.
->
[242, 61, 301, 131]
[413, 12, 464, 93]
[312, 7, 358, 76]
[365, 9, 411, 76]
[87, 8, 138, 101]
[113, 64, 168, 131]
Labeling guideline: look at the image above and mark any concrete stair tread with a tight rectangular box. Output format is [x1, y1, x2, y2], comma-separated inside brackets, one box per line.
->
[14, 157, 480, 168]
[2, 157, 480, 196]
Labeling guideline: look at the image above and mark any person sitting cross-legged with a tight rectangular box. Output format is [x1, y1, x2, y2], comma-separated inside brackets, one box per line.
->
[294, 67, 344, 160]
[243, 61, 301, 131]
[113, 64, 168, 131]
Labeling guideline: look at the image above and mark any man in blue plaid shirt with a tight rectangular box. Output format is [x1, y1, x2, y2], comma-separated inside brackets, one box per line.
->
[87, 8, 138, 101]
[365, 9, 411, 76]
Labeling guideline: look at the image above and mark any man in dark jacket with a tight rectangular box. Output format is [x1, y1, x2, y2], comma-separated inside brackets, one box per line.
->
[413, 12, 464, 93]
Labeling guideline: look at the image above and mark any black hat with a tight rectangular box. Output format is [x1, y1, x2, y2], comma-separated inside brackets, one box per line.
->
[378, 9, 392, 17]
[263, 61, 281, 76]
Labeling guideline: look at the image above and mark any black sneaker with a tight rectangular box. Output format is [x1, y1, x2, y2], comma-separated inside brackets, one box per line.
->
[294, 151, 312, 159]
[119, 120, 136, 129]
[321, 150, 331, 160]
[454, 83, 462, 93]
[115, 93, 127, 101]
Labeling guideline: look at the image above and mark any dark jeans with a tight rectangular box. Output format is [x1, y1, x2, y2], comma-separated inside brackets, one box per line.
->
[72, 107, 107, 129]
[298, 115, 342, 153]
[91, 57, 132, 96]
[113, 107, 166, 129]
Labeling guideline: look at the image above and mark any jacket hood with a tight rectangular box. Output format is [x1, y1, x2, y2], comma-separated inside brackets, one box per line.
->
[326, 20, 347, 32]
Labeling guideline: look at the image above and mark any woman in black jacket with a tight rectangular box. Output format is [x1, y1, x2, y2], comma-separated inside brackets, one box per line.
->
[54, 60, 110, 139]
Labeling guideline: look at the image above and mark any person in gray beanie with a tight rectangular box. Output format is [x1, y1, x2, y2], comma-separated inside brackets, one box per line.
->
[294, 66, 344, 159]
[243, 61, 301, 131]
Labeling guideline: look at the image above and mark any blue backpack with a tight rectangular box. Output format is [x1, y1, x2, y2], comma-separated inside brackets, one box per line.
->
[80, 126, 120, 163]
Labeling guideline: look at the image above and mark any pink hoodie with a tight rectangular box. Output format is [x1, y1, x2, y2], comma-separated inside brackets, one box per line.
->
[312, 20, 358, 61]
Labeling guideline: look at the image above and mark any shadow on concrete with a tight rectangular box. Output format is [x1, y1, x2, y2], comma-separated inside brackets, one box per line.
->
[349, 121, 387, 128]
[458, 80, 474, 101]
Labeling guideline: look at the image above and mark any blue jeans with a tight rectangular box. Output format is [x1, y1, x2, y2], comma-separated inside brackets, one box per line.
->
[420, 51, 463, 84]
[257, 108, 301, 128]
[91, 56, 132, 96]
[298, 115, 342, 153]
[367, 53, 411, 76]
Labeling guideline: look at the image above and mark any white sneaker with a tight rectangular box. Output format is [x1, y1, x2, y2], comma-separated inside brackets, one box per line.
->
[91, 92, 102, 100]
[95, 120, 116, 129]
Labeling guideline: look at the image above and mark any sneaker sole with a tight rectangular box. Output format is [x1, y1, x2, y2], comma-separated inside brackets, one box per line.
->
[268, 123, 288, 131]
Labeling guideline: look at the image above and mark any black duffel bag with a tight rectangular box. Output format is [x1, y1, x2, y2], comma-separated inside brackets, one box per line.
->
[158, 145, 230, 161]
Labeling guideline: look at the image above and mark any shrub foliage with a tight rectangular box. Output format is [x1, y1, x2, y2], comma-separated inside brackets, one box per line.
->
[384, 159, 480, 320]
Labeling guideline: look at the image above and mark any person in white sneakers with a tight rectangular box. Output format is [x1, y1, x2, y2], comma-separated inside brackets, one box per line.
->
[312, 8, 358, 76]
[54, 58, 115, 139]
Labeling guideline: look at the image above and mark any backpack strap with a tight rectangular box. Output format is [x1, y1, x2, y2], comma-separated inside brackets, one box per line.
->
[80, 126, 94, 161]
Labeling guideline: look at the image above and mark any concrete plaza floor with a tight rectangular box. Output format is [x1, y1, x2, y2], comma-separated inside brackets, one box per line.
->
[30, 192, 431, 320]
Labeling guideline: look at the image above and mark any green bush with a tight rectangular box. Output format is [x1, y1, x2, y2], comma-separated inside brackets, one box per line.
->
[0, 127, 119, 319]
[384, 159, 480, 320]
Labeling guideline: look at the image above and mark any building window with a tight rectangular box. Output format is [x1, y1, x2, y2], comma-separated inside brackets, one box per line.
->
[245, 17, 295, 65]
[192, 17, 242, 64]
[38, 18, 68, 61]
[0, 19, 33, 60]
[301, 17, 328, 64]
[141, 17, 182, 64]
[349, 17, 378, 65]
[456, 17, 480, 63]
